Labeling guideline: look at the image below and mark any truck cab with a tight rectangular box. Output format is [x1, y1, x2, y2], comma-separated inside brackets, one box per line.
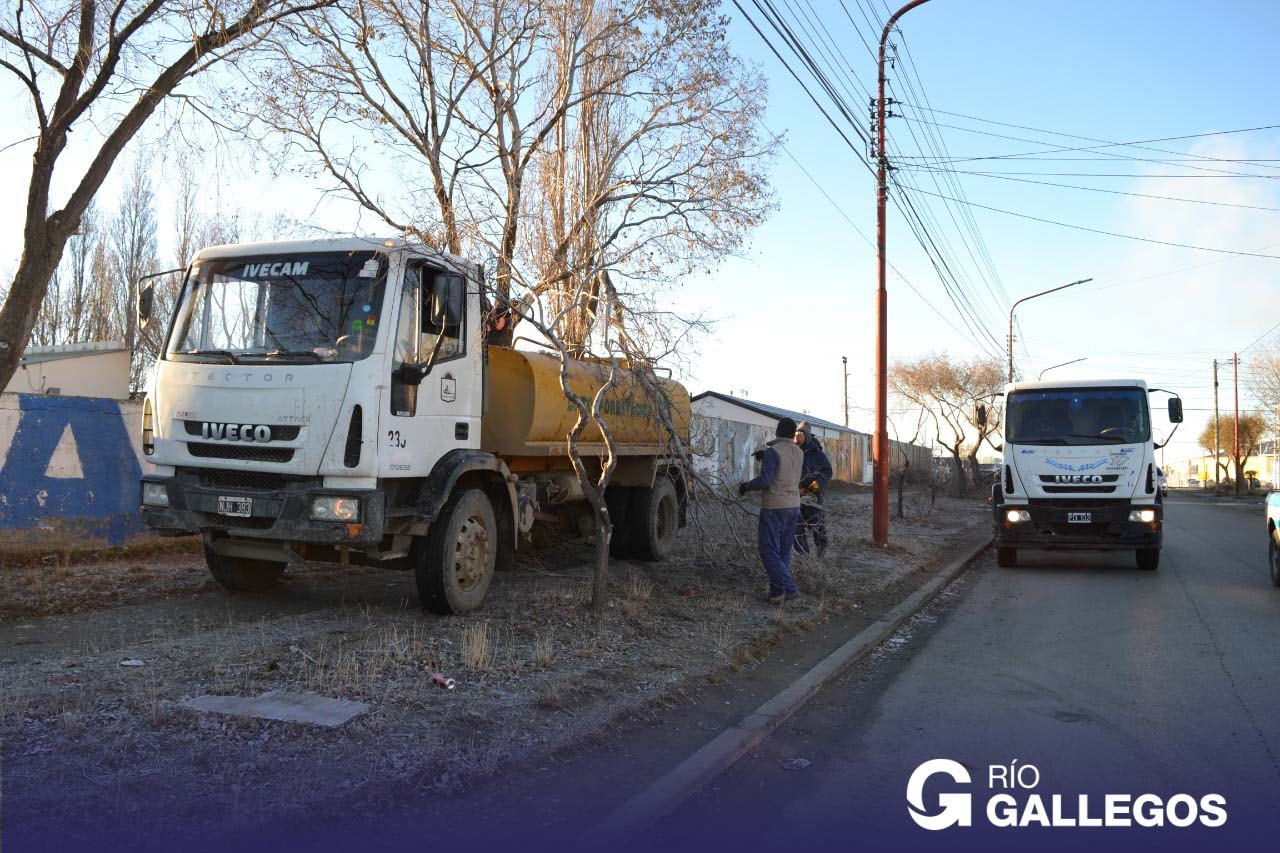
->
[991, 379, 1182, 571]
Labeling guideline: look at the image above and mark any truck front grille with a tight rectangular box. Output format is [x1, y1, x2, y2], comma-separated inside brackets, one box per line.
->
[194, 469, 290, 491]
[188, 443, 295, 463]
[1042, 485, 1117, 494]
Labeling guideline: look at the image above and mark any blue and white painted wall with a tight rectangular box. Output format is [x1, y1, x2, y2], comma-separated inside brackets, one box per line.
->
[0, 394, 151, 547]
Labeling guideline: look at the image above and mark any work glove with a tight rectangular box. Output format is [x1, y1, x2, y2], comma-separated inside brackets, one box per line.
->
[738, 482, 749, 496]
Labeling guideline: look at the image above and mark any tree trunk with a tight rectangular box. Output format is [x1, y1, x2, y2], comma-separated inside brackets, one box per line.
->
[950, 452, 965, 494]
[590, 497, 612, 611]
[0, 229, 72, 387]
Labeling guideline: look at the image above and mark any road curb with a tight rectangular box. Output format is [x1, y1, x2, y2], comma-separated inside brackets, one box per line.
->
[587, 533, 992, 843]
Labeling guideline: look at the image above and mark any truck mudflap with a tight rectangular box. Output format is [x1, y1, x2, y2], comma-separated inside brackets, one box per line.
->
[995, 499, 1162, 550]
[139, 471, 386, 545]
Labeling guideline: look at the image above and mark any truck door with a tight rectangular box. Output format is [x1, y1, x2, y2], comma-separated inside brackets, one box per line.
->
[383, 261, 482, 477]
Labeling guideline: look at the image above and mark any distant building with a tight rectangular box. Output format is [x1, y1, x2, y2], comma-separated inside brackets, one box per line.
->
[690, 390, 930, 486]
[2, 341, 131, 400]
[1164, 446, 1278, 489]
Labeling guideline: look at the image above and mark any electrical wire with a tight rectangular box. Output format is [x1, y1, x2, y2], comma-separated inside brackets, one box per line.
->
[897, 184, 1280, 260]
[900, 166, 1280, 212]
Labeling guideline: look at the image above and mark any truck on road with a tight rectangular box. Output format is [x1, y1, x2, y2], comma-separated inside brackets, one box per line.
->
[987, 379, 1182, 571]
[137, 238, 690, 613]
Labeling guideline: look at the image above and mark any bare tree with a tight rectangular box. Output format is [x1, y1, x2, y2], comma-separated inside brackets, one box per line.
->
[891, 355, 969, 492]
[253, 0, 772, 345]
[106, 154, 159, 388]
[1248, 341, 1280, 434]
[1199, 413, 1267, 491]
[249, 0, 771, 605]
[0, 0, 336, 393]
[890, 353, 1003, 495]
[893, 407, 929, 519]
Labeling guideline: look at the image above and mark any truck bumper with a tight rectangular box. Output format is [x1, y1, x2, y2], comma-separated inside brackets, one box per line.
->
[139, 471, 387, 545]
[994, 501, 1162, 550]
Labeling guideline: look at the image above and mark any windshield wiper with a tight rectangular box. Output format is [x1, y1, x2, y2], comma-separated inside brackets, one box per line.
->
[1014, 438, 1068, 445]
[1068, 433, 1127, 444]
[260, 348, 324, 362]
[181, 349, 240, 364]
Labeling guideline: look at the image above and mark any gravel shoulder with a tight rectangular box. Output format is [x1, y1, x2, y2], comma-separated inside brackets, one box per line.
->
[1, 486, 986, 849]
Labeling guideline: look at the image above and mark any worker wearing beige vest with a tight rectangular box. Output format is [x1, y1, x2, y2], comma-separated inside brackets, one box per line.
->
[739, 416, 803, 604]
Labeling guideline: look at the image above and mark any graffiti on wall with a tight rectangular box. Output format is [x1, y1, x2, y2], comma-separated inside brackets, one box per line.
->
[0, 394, 144, 545]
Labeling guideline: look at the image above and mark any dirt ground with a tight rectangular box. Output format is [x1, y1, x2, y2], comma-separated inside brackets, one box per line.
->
[0, 485, 986, 844]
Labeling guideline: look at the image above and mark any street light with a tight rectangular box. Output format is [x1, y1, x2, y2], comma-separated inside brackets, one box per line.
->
[1038, 358, 1087, 380]
[1008, 278, 1093, 383]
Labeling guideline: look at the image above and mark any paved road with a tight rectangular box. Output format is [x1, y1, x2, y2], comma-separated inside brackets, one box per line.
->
[654, 496, 1280, 849]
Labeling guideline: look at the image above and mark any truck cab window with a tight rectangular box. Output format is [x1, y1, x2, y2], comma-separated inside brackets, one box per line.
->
[390, 273, 420, 417]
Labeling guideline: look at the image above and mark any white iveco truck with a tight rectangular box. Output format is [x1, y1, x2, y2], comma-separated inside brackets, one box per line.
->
[137, 238, 689, 614]
[987, 379, 1183, 571]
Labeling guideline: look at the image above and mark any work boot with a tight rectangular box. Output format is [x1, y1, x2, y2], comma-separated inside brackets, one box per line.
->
[784, 591, 800, 601]
[765, 593, 786, 606]
[817, 543, 828, 559]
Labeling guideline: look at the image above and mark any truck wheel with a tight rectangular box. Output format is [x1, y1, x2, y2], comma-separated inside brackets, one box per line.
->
[605, 486, 635, 559]
[203, 537, 285, 591]
[630, 477, 679, 562]
[996, 547, 1018, 568]
[1136, 548, 1160, 571]
[415, 488, 497, 614]
[1269, 533, 1280, 587]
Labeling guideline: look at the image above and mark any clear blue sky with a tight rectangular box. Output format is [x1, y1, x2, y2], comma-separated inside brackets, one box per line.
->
[3, 0, 1279, 463]
[676, 0, 1280, 463]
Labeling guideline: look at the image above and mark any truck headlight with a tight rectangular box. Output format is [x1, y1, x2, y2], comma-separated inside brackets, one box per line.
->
[311, 496, 360, 522]
[1005, 509, 1031, 523]
[141, 482, 169, 507]
[1129, 509, 1157, 523]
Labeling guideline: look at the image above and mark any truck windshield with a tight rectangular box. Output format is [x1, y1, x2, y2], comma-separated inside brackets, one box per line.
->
[1006, 388, 1150, 445]
[166, 251, 388, 363]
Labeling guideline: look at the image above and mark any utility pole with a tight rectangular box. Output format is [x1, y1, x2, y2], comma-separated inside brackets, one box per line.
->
[1213, 359, 1220, 490]
[873, 0, 932, 547]
[1234, 352, 1241, 498]
[842, 356, 849, 428]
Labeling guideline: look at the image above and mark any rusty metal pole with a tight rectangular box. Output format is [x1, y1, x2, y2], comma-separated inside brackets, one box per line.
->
[1234, 352, 1241, 498]
[874, 0, 932, 547]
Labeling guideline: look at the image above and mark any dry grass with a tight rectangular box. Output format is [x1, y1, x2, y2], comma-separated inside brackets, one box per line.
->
[623, 572, 652, 602]
[532, 632, 555, 669]
[460, 622, 494, 670]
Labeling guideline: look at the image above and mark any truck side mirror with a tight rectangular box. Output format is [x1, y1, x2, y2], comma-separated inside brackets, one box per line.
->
[137, 281, 154, 330]
[1168, 398, 1183, 423]
[429, 273, 464, 328]
[974, 403, 987, 427]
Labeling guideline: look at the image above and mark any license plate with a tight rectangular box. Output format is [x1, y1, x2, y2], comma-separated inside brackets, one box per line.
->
[218, 496, 252, 517]
[1067, 512, 1091, 524]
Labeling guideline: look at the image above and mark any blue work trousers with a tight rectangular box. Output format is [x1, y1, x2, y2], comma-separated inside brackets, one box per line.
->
[758, 507, 801, 596]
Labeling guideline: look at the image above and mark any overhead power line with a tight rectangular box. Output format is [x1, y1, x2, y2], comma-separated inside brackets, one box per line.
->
[898, 116, 1280, 180]
[897, 184, 1280, 260]
[901, 166, 1280, 212]
[893, 104, 1280, 170]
